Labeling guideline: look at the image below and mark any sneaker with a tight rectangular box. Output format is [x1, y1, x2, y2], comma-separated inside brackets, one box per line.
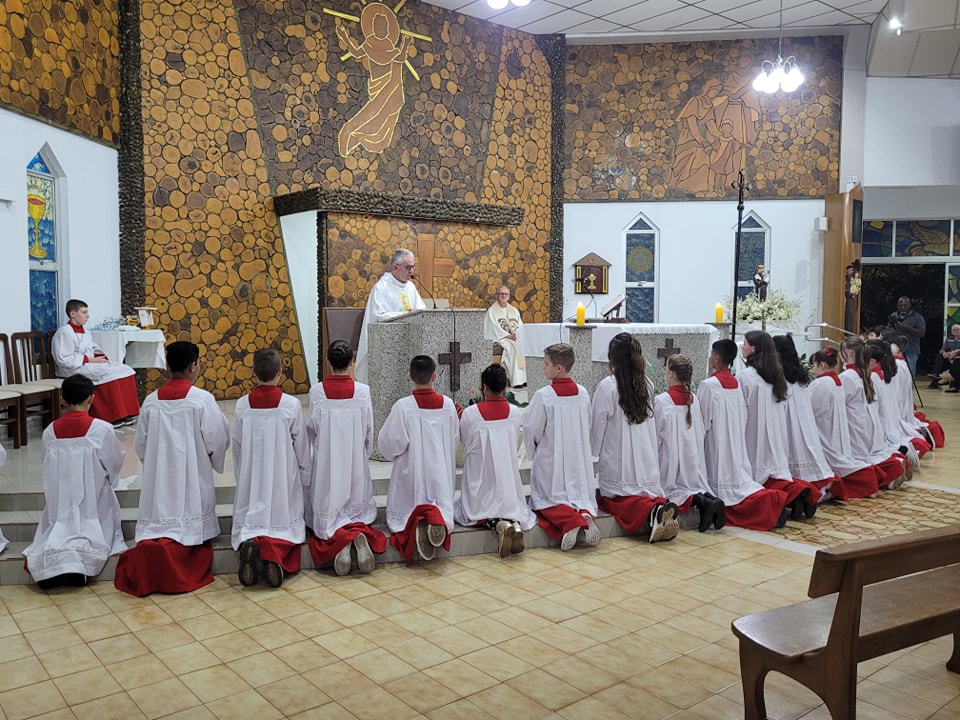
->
[354, 534, 375, 574]
[705, 494, 727, 530]
[494, 520, 514, 558]
[775, 506, 790, 529]
[510, 522, 525, 554]
[238, 539, 259, 587]
[928, 382, 941, 390]
[904, 444, 920, 469]
[790, 495, 805, 522]
[946, 388, 959, 393]
[582, 514, 601, 546]
[264, 561, 284, 588]
[416, 522, 435, 561]
[901, 457, 914, 482]
[649, 503, 679, 543]
[560, 526, 578, 551]
[333, 543, 352, 576]
[692, 493, 713, 532]
[112, 419, 126, 428]
[427, 524, 446, 547]
[122, 416, 137, 426]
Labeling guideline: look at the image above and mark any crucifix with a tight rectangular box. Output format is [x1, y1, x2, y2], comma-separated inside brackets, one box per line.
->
[731, 170, 750, 339]
[415, 233, 454, 297]
[438, 342, 471, 392]
[657, 338, 681, 366]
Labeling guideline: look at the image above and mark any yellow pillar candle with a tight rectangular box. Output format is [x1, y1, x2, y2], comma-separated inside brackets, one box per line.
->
[715, 303, 724, 323]
[576, 303, 586, 326]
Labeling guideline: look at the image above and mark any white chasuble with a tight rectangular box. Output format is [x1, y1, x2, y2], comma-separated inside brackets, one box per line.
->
[484, 304, 527, 387]
[355, 273, 425, 382]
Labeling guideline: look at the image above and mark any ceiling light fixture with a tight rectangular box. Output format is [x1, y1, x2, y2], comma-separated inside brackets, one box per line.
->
[486, 0, 529, 9]
[752, 0, 805, 94]
[888, 0, 904, 35]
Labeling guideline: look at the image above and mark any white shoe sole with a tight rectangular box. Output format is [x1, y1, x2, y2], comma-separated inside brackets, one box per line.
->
[560, 527, 578, 551]
[334, 544, 352, 576]
[354, 534, 375, 574]
[582, 514, 601, 546]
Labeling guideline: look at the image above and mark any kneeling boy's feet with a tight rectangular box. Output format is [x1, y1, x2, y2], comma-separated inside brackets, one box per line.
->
[354, 534, 375, 574]
[495, 520, 515, 558]
[416, 522, 436, 561]
[789, 496, 805, 522]
[427, 524, 446, 548]
[649, 502, 680, 543]
[238, 539, 259, 587]
[775, 506, 790, 529]
[511, 521, 525, 554]
[334, 544, 352, 576]
[264, 561, 284, 588]
[560, 526, 578, 551]
[581, 514, 601, 546]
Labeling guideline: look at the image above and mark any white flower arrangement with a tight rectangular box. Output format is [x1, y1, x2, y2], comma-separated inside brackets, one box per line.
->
[728, 289, 802, 331]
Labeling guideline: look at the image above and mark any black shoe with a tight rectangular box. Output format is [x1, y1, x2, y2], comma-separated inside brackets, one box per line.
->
[692, 493, 712, 532]
[264, 561, 284, 588]
[804, 498, 818, 519]
[928, 382, 941, 389]
[238, 539, 259, 587]
[704, 493, 726, 530]
[946, 388, 959, 394]
[775, 507, 790, 529]
[790, 496, 805, 522]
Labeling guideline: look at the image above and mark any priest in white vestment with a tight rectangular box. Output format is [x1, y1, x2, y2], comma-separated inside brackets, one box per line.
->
[305, 340, 385, 575]
[484, 286, 526, 387]
[231, 349, 310, 588]
[114, 342, 230, 596]
[24, 375, 127, 586]
[455, 364, 536, 557]
[355, 248, 426, 382]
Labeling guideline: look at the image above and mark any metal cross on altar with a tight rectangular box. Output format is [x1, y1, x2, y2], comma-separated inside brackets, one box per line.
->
[657, 338, 681, 365]
[438, 342, 472, 392]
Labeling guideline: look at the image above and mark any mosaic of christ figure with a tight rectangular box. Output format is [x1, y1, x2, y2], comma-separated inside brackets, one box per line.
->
[336, 3, 411, 157]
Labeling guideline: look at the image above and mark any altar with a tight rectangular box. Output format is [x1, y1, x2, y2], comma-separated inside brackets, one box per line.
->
[89, 329, 167, 369]
[521, 323, 719, 395]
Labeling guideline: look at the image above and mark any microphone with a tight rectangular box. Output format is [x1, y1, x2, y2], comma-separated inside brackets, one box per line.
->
[410, 274, 434, 309]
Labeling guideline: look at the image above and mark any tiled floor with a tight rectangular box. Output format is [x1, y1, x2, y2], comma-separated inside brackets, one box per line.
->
[1, 387, 960, 719]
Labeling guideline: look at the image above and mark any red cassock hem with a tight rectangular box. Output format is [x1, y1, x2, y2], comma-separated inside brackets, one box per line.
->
[253, 536, 302, 573]
[308, 524, 387, 566]
[597, 493, 663, 535]
[725, 488, 788, 531]
[90, 376, 140, 423]
[114, 539, 213, 596]
[388, 504, 450, 562]
[917, 416, 945, 448]
[909, 437, 932, 457]
[876, 456, 904, 487]
[763, 478, 822, 505]
[842, 467, 880, 499]
[536, 505, 590, 541]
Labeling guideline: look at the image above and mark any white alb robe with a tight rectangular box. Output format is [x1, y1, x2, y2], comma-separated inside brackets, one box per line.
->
[231, 393, 309, 549]
[523, 383, 597, 514]
[484, 303, 526, 387]
[0, 443, 7, 553]
[379, 395, 458, 533]
[653, 392, 712, 503]
[838, 369, 889, 464]
[697, 375, 767, 505]
[355, 273, 426, 382]
[23, 420, 127, 580]
[134, 386, 230, 544]
[893, 357, 928, 434]
[590, 375, 664, 500]
[51, 324, 136, 384]
[305, 382, 378, 539]
[808, 375, 871, 477]
[455, 403, 537, 530]
[872, 373, 923, 449]
[737, 366, 793, 484]
[781, 383, 835, 482]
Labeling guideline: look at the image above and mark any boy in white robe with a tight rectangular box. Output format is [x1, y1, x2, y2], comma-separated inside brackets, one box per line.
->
[484, 286, 526, 387]
[379, 355, 458, 563]
[455, 364, 536, 556]
[232, 348, 310, 588]
[698, 341, 788, 530]
[306, 341, 385, 575]
[114, 341, 230, 596]
[523, 343, 600, 551]
[24, 375, 126, 587]
[51, 299, 140, 426]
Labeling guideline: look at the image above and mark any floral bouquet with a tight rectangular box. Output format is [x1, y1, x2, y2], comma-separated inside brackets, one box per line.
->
[728, 289, 802, 332]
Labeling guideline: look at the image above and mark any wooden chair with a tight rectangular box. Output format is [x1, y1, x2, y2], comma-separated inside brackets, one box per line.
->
[2, 333, 59, 445]
[0, 388, 23, 449]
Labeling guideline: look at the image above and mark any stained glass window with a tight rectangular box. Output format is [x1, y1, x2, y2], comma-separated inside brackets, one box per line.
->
[862, 221, 893, 258]
[624, 215, 657, 322]
[27, 151, 59, 335]
[895, 220, 950, 257]
[737, 214, 767, 299]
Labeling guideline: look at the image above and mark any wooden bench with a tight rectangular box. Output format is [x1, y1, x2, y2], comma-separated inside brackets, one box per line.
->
[731, 526, 960, 720]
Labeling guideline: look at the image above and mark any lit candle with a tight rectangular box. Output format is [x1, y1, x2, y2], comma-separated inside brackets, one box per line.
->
[715, 303, 724, 323]
[576, 303, 586, 326]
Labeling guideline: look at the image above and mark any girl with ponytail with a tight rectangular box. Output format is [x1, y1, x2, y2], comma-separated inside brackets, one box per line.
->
[866, 340, 923, 468]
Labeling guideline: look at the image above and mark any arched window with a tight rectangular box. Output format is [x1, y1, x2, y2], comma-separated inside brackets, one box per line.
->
[624, 214, 658, 323]
[736, 212, 769, 299]
[27, 149, 62, 334]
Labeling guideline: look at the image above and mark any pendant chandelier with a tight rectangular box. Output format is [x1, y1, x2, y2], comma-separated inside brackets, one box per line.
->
[752, 0, 805, 94]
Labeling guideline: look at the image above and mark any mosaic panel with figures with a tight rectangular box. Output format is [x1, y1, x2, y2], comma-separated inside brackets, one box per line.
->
[564, 36, 842, 200]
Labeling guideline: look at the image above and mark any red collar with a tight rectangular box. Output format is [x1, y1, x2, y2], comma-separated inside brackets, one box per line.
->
[711, 369, 737, 389]
[844, 364, 858, 372]
[158, 378, 193, 400]
[477, 395, 510, 421]
[412, 388, 445, 409]
[871, 366, 884, 380]
[249, 385, 282, 409]
[68, 321, 85, 334]
[551, 377, 578, 396]
[821, 371, 841, 386]
[322, 375, 355, 400]
[53, 410, 94, 439]
[667, 384, 691, 407]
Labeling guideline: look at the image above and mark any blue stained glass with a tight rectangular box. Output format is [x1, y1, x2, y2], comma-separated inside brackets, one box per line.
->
[625, 232, 656, 283]
[738, 230, 766, 283]
[628, 217, 652, 231]
[30, 270, 58, 335]
[27, 153, 51, 174]
[948, 266, 960, 306]
[626, 287, 654, 323]
[26, 172, 56, 262]
[895, 219, 950, 257]
[742, 216, 763, 229]
[862, 221, 893, 258]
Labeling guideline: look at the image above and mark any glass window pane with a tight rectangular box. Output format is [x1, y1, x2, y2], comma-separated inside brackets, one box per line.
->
[862, 221, 892, 258]
[27, 153, 51, 174]
[626, 287, 654, 323]
[738, 230, 765, 283]
[628, 217, 652, 231]
[27, 172, 56, 262]
[895, 220, 950, 257]
[625, 232, 655, 283]
[948, 266, 960, 306]
[953, 221, 960, 255]
[30, 270, 58, 334]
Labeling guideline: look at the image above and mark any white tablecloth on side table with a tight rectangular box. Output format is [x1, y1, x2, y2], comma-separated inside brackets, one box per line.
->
[90, 329, 166, 369]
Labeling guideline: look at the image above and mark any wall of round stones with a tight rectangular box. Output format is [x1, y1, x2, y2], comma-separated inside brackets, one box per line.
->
[139, 0, 309, 398]
[564, 36, 843, 201]
[0, 0, 119, 144]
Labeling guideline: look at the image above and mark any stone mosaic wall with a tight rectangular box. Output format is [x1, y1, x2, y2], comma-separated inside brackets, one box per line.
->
[0, 0, 119, 143]
[565, 36, 843, 200]
[139, 0, 309, 397]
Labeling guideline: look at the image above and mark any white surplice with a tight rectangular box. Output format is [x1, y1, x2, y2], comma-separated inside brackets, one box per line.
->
[231, 393, 310, 549]
[697, 375, 768, 505]
[653, 392, 712, 503]
[379, 395, 458, 533]
[484, 303, 526, 387]
[0, 444, 6, 553]
[781, 383, 835, 482]
[134, 386, 230, 544]
[839, 369, 889, 464]
[893, 357, 928, 434]
[737, 367, 793, 484]
[590, 375, 665, 500]
[355, 273, 426, 382]
[23, 420, 127, 580]
[51, 324, 136, 384]
[455, 403, 537, 530]
[305, 382, 377, 539]
[872, 372, 923, 449]
[523, 384, 598, 514]
[808, 375, 871, 476]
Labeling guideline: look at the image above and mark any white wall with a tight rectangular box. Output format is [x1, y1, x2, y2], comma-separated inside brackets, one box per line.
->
[863, 77, 960, 187]
[563, 198, 826, 354]
[279, 211, 319, 383]
[0, 107, 120, 338]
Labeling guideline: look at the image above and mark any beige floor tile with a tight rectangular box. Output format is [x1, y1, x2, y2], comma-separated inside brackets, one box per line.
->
[0, 656, 49, 693]
[461, 645, 535, 681]
[423, 625, 489, 656]
[625, 665, 714, 709]
[201, 629, 264, 662]
[256, 675, 332, 715]
[274, 639, 339, 672]
[574, 647, 652, 682]
[355, 592, 415, 617]
[389, 636, 455, 670]
[558, 613, 628, 643]
[519, 598, 582, 624]
[423, 658, 499, 696]
[468, 683, 552, 720]
[595, 679, 683, 718]
[856, 679, 943, 720]
[116, 605, 173, 633]
[505, 667, 587, 711]
[88, 633, 150, 665]
[105, 654, 174, 690]
[0, 680, 67, 720]
[24, 625, 84, 655]
[0, 614, 20, 639]
[37, 643, 101, 679]
[457, 615, 524, 645]
[227, 651, 297, 688]
[27, 710, 78, 720]
[196, 587, 251, 613]
[302, 660, 377, 701]
[0, 636, 36, 664]
[658, 653, 741, 693]
[70, 615, 129, 644]
[389, 609, 448, 636]
[13, 606, 69, 634]
[53, 667, 123, 706]
[178, 614, 238, 642]
[157, 596, 217, 623]
[204, 688, 283, 720]
[71, 691, 147, 720]
[353, 617, 416, 647]
[283, 610, 345, 638]
[128, 678, 202, 720]
[555, 697, 634, 720]
[529, 623, 600, 655]
[382, 672, 461, 713]
[256, 593, 314, 620]
[866, 666, 960, 706]
[541, 655, 619, 694]
[286, 702, 360, 720]
[158, 708, 217, 720]
[418, 599, 480, 625]
[312, 627, 381, 659]
[683, 692, 753, 720]
[179, 664, 252, 703]
[495, 635, 568, 669]
[344, 647, 418, 684]
[57, 596, 112, 623]
[156, 642, 223, 674]
[425, 698, 497, 720]
[338, 686, 419, 720]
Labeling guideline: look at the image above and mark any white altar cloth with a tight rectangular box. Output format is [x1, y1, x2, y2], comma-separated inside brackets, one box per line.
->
[519, 323, 719, 362]
[90, 329, 166, 369]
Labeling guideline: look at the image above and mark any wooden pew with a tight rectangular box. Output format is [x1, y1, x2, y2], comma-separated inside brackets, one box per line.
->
[731, 525, 960, 720]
